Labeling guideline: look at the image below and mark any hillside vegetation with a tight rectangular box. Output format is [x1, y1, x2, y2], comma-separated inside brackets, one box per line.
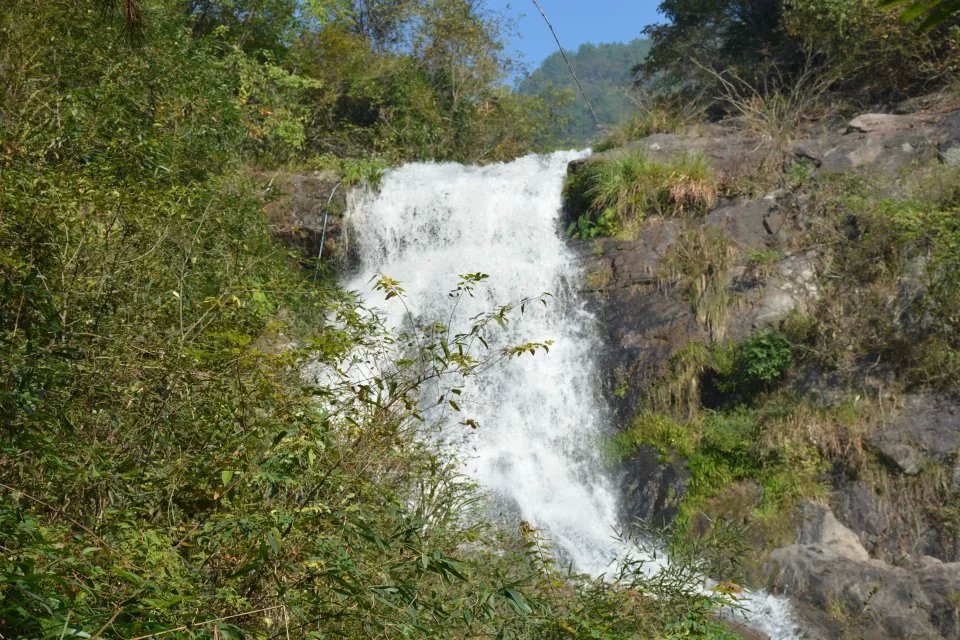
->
[0, 1, 743, 639]
[518, 39, 652, 147]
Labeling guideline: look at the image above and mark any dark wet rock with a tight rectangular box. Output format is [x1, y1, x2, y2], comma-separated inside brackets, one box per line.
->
[869, 394, 960, 475]
[256, 170, 354, 270]
[573, 221, 702, 418]
[766, 503, 960, 639]
[620, 444, 690, 528]
[586, 278, 699, 420]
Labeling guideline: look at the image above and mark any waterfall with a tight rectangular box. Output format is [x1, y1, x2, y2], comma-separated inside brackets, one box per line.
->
[343, 151, 800, 639]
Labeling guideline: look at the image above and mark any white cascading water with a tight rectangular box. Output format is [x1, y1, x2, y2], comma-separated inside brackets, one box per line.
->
[343, 151, 800, 639]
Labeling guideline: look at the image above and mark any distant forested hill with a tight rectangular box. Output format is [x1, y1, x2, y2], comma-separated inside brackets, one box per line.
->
[519, 39, 651, 147]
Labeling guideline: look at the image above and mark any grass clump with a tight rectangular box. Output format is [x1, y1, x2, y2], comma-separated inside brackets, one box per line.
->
[665, 229, 740, 341]
[565, 150, 718, 238]
[592, 104, 688, 152]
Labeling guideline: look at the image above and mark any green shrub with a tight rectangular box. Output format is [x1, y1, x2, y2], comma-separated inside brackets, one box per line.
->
[727, 332, 794, 391]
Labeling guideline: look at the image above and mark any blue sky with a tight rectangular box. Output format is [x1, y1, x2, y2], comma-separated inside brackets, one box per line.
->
[486, 1, 663, 74]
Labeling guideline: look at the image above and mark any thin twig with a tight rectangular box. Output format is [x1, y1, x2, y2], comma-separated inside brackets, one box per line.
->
[529, 0, 598, 123]
[314, 181, 343, 281]
[0, 482, 120, 559]
[128, 605, 285, 640]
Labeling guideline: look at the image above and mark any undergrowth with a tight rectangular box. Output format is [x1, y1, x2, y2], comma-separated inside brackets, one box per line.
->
[800, 168, 960, 388]
[0, 2, 743, 638]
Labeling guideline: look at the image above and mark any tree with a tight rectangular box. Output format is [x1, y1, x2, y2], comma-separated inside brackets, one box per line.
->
[641, 0, 960, 111]
[519, 40, 652, 146]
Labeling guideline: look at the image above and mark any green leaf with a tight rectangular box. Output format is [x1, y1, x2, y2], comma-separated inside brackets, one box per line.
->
[266, 528, 281, 555]
[501, 588, 532, 615]
[221, 469, 234, 486]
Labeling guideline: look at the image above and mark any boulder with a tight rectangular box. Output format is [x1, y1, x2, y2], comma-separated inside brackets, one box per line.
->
[793, 112, 940, 176]
[868, 394, 960, 475]
[846, 113, 929, 134]
[766, 503, 960, 639]
[620, 444, 690, 528]
[256, 170, 354, 270]
[795, 502, 870, 562]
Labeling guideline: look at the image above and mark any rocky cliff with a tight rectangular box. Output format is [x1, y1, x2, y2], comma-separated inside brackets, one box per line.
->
[571, 103, 960, 639]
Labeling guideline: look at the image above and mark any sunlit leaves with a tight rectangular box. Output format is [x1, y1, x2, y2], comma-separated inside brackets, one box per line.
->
[879, 0, 960, 29]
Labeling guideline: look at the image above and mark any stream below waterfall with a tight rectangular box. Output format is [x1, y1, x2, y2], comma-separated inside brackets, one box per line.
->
[343, 151, 800, 639]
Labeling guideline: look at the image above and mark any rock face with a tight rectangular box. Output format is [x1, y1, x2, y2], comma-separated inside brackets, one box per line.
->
[571, 106, 960, 639]
[766, 503, 960, 640]
[826, 394, 960, 566]
[792, 112, 941, 176]
[869, 394, 960, 475]
[575, 190, 814, 421]
[256, 170, 354, 270]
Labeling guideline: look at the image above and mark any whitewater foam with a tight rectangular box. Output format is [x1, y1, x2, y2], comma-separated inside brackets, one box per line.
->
[343, 151, 800, 638]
